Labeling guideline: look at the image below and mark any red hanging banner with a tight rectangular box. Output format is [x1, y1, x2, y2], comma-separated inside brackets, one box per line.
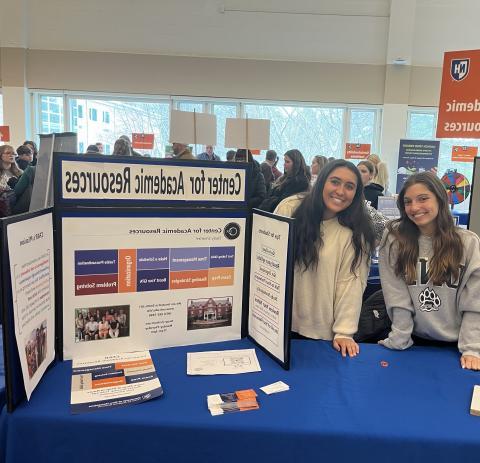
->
[437, 49, 480, 139]
[0, 126, 11, 142]
[451, 145, 478, 162]
[345, 143, 371, 160]
[132, 133, 155, 149]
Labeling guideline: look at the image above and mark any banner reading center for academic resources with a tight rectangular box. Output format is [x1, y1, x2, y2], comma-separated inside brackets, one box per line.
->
[55, 154, 248, 205]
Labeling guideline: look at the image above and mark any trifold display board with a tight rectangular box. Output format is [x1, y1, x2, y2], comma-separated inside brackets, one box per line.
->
[1, 208, 56, 412]
[1, 153, 295, 411]
[248, 210, 295, 369]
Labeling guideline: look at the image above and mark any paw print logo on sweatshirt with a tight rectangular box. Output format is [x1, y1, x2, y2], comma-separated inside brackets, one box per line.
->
[418, 287, 441, 312]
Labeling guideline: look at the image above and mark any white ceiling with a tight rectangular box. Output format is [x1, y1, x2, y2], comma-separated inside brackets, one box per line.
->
[1, 0, 479, 67]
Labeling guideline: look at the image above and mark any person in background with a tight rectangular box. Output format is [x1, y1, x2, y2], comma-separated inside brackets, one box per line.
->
[172, 142, 196, 160]
[260, 150, 281, 193]
[275, 159, 375, 357]
[12, 164, 36, 214]
[310, 155, 328, 187]
[95, 142, 104, 154]
[328, 156, 336, 163]
[119, 135, 143, 157]
[357, 160, 384, 209]
[259, 149, 310, 212]
[113, 138, 131, 156]
[367, 154, 381, 176]
[0, 145, 22, 191]
[23, 140, 38, 166]
[86, 144, 100, 155]
[226, 150, 236, 161]
[379, 172, 480, 370]
[16, 145, 34, 170]
[374, 161, 391, 196]
[234, 149, 266, 209]
[197, 145, 220, 161]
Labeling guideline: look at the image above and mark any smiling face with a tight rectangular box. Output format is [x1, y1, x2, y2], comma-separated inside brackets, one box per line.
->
[403, 183, 439, 235]
[322, 167, 357, 219]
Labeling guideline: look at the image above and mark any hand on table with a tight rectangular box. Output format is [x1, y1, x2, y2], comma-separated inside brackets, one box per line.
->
[333, 337, 359, 358]
[461, 355, 480, 371]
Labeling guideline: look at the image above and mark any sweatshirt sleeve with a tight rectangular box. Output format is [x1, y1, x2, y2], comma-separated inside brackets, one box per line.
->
[332, 240, 370, 340]
[378, 234, 414, 350]
[457, 233, 480, 358]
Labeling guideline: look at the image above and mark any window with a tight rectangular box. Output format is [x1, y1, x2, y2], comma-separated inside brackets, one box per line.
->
[212, 103, 238, 160]
[348, 109, 379, 152]
[244, 103, 345, 169]
[407, 108, 480, 212]
[31, 91, 381, 166]
[79, 142, 84, 153]
[104, 143, 111, 155]
[69, 98, 170, 157]
[39, 95, 64, 134]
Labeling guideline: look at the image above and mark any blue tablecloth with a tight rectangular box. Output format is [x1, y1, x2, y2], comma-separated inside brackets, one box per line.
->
[1, 338, 480, 463]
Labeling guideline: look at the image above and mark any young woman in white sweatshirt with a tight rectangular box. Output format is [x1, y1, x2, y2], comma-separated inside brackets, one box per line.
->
[379, 172, 480, 370]
[275, 159, 376, 357]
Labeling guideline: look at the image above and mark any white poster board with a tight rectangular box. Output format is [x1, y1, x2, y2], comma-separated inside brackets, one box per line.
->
[169, 109, 217, 146]
[7, 212, 55, 399]
[61, 213, 246, 360]
[30, 133, 77, 212]
[248, 211, 294, 368]
[225, 118, 270, 150]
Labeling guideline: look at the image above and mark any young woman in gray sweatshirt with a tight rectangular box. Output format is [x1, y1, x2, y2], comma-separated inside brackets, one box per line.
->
[379, 172, 480, 370]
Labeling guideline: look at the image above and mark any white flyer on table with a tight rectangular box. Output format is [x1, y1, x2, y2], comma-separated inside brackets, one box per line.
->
[71, 350, 163, 413]
[187, 348, 261, 375]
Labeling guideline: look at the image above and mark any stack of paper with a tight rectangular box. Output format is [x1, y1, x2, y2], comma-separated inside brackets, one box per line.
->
[207, 389, 259, 416]
[470, 385, 480, 416]
[260, 381, 290, 395]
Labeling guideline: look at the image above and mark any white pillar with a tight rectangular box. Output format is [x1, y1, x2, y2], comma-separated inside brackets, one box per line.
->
[0, 0, 30, 147]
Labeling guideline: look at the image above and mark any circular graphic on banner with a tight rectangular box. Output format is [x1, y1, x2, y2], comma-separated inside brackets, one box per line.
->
[224, 222, 241, 240]
[441, 171, 470, 205]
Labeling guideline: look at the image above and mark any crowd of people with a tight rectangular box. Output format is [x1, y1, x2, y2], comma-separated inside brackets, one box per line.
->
[75, 308, 128, 342]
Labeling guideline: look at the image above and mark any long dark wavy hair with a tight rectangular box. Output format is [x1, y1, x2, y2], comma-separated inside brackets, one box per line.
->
[384, 172, 463, 285]
[293, 159, 375, 273]
[275, 149, 310, 188]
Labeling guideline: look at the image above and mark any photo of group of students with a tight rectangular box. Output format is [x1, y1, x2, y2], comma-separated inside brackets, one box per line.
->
[266, 152, 480, 371]
[24, 321, 47, 379]
[75, 306, 130, 342]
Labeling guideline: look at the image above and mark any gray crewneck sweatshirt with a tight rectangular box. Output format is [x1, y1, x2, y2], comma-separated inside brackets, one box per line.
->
[379, 228, 480, 357]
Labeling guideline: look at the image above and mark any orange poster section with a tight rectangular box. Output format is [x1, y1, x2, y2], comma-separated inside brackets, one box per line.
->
[451, 146, 478, 162]
[132, 133, 155, 149]
[437, 49, 480, 139]
[345, 143, 371, 159]
[118, 249, 137, 292]
[0, 126, 10, 142]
